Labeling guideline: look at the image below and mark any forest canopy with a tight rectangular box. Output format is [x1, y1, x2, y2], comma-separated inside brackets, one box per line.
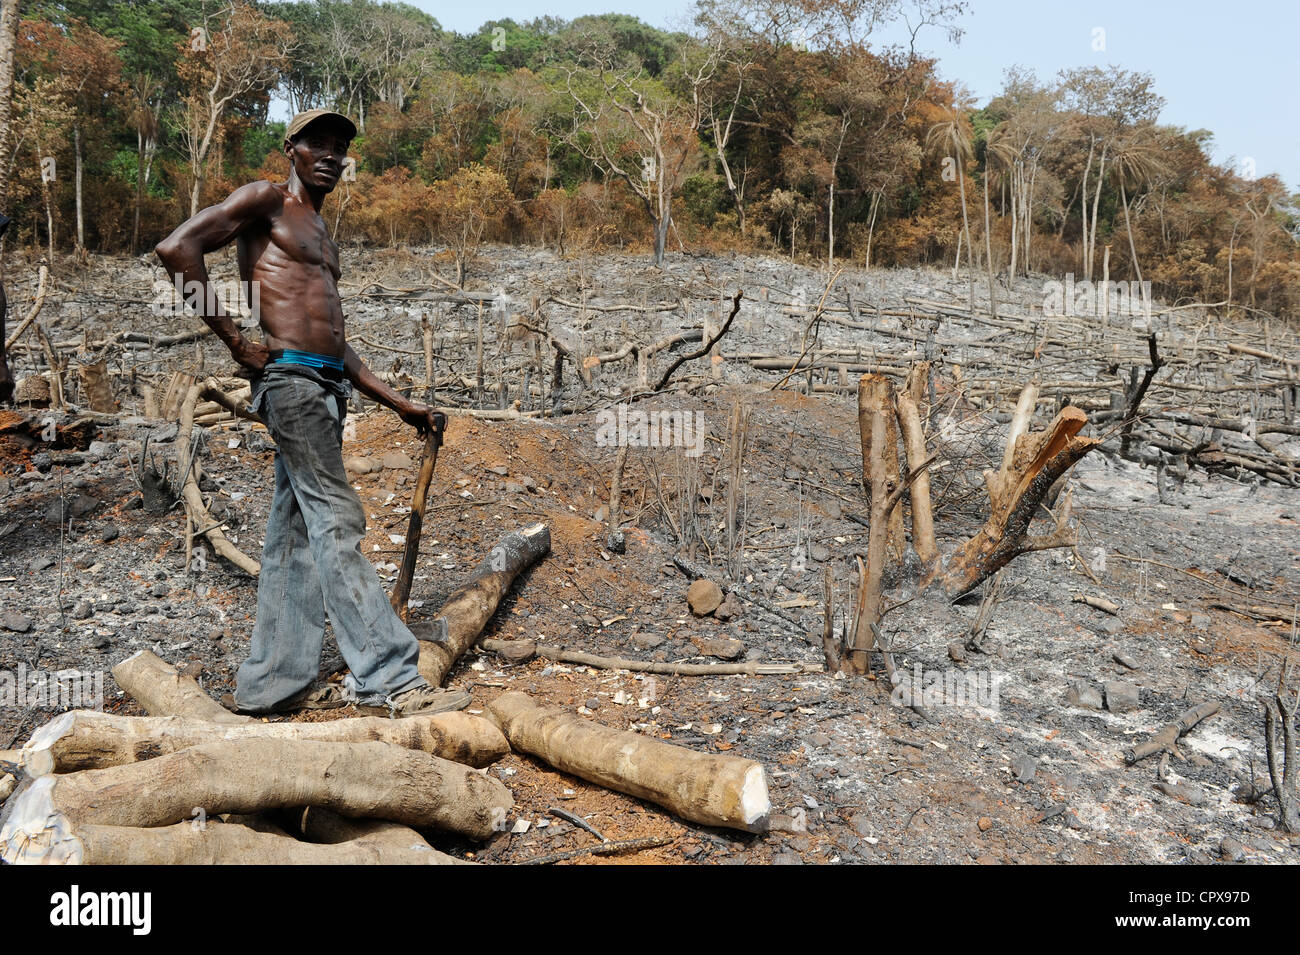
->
[1, 0, 1296, 316]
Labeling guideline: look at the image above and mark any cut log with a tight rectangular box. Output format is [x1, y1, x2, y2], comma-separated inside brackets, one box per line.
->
[19, 709, 508, 775]
[486, 691, 769, 833]
[413, 523, 551, 685]
[0, 737, 514, 862]
[44, 820, 473, 865]
[112, 650, 249, 725]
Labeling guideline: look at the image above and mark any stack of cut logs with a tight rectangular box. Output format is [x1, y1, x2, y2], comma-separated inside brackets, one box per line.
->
[0, 522, 771, 865]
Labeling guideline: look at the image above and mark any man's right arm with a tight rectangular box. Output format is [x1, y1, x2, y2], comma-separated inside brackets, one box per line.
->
[154, 181, 282, 370]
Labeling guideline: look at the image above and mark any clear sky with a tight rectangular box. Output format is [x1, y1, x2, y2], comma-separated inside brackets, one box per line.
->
[414, 0, 1300, 192]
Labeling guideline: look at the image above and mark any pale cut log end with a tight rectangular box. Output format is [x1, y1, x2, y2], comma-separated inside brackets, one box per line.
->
[739, 764, 772, 832]
[21, 710, 79, 777]
[0, 776, 83, 864]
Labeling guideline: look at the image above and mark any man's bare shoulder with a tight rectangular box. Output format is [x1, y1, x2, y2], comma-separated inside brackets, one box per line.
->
[221, 179, 288, 221]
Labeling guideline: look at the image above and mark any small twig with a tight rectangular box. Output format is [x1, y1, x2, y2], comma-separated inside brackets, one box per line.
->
[516, 835, 674, 865]
[547, 806, 607, 842]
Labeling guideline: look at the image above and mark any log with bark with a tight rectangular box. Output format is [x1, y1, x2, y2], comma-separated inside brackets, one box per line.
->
[486, 691, 770, 833]
[0, 737, 514, 863]
[412, 522, 551, 686]
[112, 650, 248, 725]
[15, 818, 474, 865]
[17, 708, 509, 776]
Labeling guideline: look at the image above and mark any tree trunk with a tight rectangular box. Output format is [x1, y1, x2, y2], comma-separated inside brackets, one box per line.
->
[112, 650, 248, 725]
[412, 523, 551, 686]
[18, 708, 508, 776]
[0, 738, 512, 862]
[0, 0, 17, 226]
[52, 819, 473, 865]
[73, 124, 84, 250]
[487, 691, 770, 833]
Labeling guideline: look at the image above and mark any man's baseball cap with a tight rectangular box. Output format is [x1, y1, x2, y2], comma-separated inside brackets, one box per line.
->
[285, 109, 357, 143]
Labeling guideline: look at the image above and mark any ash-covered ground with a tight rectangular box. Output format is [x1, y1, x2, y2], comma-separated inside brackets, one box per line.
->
[1, 244, 1297, 864]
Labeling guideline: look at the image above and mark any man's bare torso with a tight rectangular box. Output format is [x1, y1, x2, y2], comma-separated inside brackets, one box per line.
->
[237, 183, 346, 359]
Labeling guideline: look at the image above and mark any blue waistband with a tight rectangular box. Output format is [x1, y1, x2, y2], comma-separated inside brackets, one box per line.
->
[270, 348, 345, 371]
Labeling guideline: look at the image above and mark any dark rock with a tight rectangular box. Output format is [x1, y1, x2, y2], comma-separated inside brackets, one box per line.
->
[0, 612, 33, 633]
[1103, 681, 1141, 713]
[631, 632, 665, 650]
[1066, 682, 1103, 709]
[694, 636, 744, 660]
[1012, 754, 1038, 783]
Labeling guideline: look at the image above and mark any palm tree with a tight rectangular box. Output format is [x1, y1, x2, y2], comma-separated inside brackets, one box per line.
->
[927, 108, 976, 312]
[1109, 129, 1167, 288]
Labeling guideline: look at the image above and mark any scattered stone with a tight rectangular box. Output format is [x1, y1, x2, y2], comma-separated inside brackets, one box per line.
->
[1155, 780, 1207, 806]
[714, 591, 744, 621]
[631, 632, 665, 650]
[1220, 837, 1245, 862]
[694, 636, 744, 660]
[1011, 754, 1038, 783]
[0, 612, 33, 633]
[1085, 616, 1125, 636]
[977, 816, 993, 832]
[687, 579, 724, 616]
[770, 813, 808, 833]
[496, 641, 537, 664]
[381, 451, 414, 470]
[1066, 682, 1103, 709]
[344, 456, 379, 475]
[1104, 681, 1141, 713]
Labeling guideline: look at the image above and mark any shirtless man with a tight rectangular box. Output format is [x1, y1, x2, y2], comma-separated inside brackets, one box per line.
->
[155, 110, 455, 716]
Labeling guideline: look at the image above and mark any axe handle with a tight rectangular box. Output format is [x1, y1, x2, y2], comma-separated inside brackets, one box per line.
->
[390, 427, 442, 620]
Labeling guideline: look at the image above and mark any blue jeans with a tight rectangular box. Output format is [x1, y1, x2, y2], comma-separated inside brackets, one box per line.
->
[233, 363, 427, 710]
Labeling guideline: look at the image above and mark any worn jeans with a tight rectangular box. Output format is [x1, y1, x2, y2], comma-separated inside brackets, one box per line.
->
[233, 363, 427, 710]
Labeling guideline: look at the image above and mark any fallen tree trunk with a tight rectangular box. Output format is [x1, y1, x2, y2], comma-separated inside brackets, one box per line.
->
[112, 650, 249, 725]
[0, 737, 513, 862]
[413, 523, 551, 686]
[19, 708, 508, 775]
[40, 819, 472, 865]
[486, 691, 769, 833]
